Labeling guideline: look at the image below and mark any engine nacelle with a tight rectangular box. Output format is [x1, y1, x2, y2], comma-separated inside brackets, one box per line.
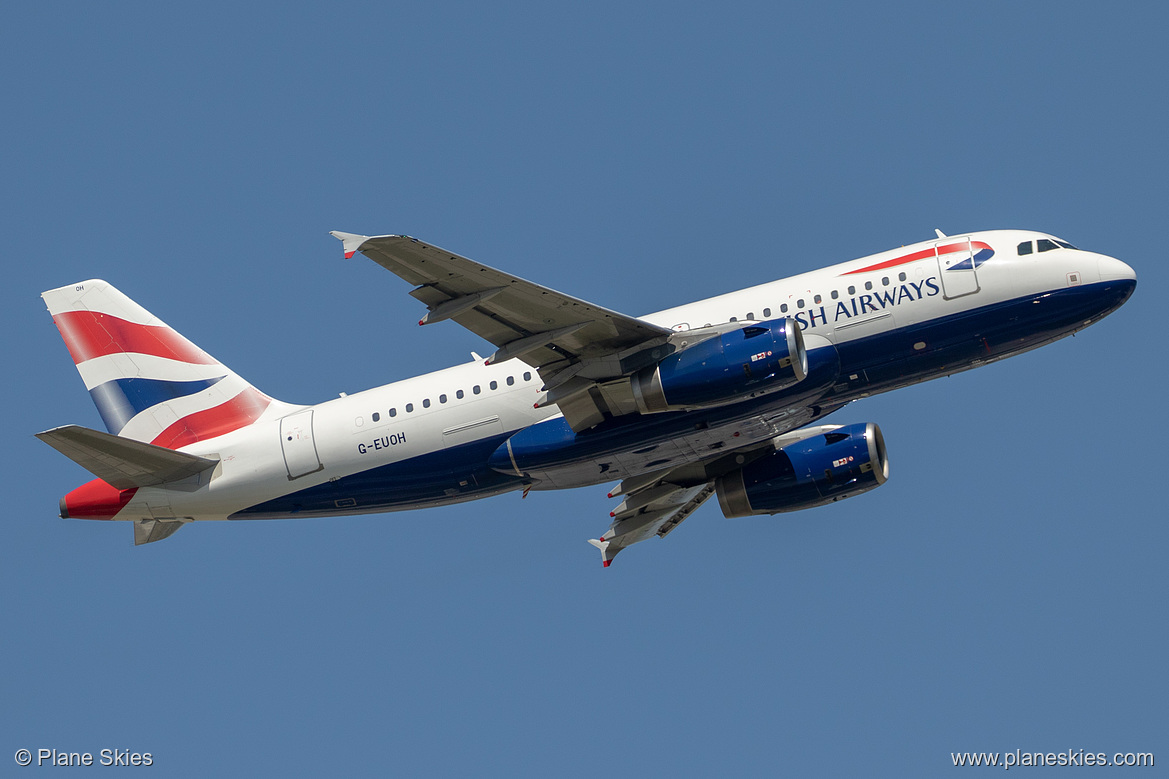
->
[631, 318, 808, 413]
[716, 422, 889, 517]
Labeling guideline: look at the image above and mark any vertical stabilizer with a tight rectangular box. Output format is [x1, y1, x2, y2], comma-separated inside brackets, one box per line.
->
[42, 280, 288, 448]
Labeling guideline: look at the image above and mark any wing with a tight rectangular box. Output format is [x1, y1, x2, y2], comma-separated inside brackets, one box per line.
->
[334, 232, 675, 431]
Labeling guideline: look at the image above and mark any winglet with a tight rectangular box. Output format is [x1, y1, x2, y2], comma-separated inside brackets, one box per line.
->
[330, 231, 370, 260]
[587, 537, 617, 568]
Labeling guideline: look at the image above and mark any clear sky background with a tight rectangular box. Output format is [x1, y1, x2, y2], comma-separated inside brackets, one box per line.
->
[2, 2, 1165, 775]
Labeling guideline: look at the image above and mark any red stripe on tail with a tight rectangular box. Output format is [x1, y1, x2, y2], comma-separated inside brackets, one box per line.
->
[52, 310, 217, 365]
[151, 387, 271, 450]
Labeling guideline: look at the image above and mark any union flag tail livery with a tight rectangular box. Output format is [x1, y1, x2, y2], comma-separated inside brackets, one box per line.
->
[42, 280, 284, 447]
[39, 281, 297, 544]
[37, 230, 1136, 560]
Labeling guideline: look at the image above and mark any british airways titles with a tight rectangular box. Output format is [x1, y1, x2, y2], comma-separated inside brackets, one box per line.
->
[789, 276, 941, 331]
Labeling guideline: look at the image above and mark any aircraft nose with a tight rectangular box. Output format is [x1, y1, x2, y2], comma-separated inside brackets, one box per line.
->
[1097, 254, 1136, 283]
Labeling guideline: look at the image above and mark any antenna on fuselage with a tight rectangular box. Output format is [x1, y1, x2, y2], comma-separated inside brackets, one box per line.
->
[935, 228, 947, 238]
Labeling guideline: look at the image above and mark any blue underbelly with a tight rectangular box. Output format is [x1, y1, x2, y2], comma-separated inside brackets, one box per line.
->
[231, 431, 525, 519]
[834, 278, 1134, 394]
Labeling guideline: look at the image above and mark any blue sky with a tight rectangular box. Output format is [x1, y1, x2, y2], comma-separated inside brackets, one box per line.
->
[2, 2, 1165, 775]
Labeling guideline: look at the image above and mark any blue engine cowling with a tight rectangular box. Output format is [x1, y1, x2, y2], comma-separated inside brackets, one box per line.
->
[631, 318, 808, 413]
[715, 422, 889, 517]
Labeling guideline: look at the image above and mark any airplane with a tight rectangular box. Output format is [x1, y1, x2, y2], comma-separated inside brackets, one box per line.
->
[36, 229, 1136, 565]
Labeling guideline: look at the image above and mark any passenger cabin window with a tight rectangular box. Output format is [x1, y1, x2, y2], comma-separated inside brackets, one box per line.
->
[780, 304, 788, 313]
[1018, 241, 1033, 255]
[746, 312, 754, 320]
[864, 281, 872, 291]
[423, 398, 431, 408]
[506, 376, 515, 386]
[831, 290, 839, 300]
[813, 295, 821, 304]
[439, 394, 447, 404]
[473, 385, 481, 395]
[456, 389, 464, 399]
[797, 299, 804, 308]
[882, 277, 889, 286]
[523, 372, 532, 381]
[389, 408, 397, 417]
[763, 308, 771, 317]
[372, 412, 380, 422]
[729, 316, 738, 322]
[1037, 239, 1058, 252]
[490, 381, 498, 390]
[848, 286, 856, 295]
[406, 403, 414, 413]
[898, 272, 907, 282]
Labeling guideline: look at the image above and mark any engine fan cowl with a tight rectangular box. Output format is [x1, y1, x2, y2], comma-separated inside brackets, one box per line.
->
[632, 317, 808, 414]
[716, 422, 889, 518]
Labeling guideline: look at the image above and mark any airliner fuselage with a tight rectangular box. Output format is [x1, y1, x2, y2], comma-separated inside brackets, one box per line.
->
[38, 228, 1136, 563]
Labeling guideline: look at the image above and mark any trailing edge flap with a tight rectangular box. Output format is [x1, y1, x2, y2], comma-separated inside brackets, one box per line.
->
[36, 425, 218, 490]
[134, 518, 185, 546]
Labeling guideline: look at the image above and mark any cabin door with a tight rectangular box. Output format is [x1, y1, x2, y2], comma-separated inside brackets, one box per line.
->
[280, 409, 323, 479]
[935, 238, 980, 300]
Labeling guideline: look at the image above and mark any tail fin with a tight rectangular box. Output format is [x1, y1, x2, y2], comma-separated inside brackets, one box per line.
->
[42, 280, 282, 448]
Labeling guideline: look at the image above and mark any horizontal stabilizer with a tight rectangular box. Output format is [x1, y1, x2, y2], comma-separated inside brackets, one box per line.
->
[36, 425, 218, 490]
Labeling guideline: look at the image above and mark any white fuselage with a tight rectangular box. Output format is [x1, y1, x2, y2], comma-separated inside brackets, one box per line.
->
[99, 229, 1135, 522]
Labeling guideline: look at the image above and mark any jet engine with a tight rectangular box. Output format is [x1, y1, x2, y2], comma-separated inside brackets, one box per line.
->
[631, 318, 808, 413]
[715, 422, 888, 517]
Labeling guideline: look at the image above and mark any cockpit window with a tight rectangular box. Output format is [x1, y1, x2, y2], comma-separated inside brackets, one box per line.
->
[1022, 237, 1078, 255]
